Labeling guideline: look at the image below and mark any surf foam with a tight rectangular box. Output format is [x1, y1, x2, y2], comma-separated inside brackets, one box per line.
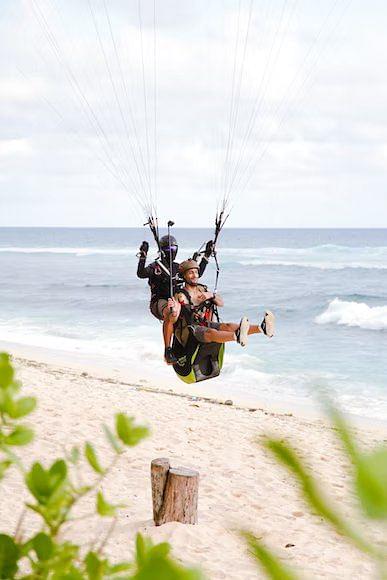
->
[315, 298, 387, 331]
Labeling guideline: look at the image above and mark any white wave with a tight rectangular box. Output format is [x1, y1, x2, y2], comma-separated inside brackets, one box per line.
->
[315, 298, 387, 331]
[0, 246, 137, 256]
[238, 259, 387, 270]
[232, 244, 387, 270]
[2, 242, 387, 265]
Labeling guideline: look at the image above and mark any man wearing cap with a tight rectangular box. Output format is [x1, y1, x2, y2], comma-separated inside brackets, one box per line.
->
[173, 260, 275, 349]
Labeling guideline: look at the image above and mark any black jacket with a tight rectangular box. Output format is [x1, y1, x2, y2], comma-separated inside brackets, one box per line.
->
[137, 257, 208, 304]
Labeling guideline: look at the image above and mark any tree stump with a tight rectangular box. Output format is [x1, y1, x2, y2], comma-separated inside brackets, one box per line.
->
[151, 458, 199, 526]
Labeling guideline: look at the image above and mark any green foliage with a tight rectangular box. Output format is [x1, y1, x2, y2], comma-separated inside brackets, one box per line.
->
[328, 404, 387, 520]
[132, 534, 203, 579]
[4, 425, 34, 446]
[26, 460, 68, 506]
[241, 532, 298, 580]
[103, 424, 124, 455]
[0, 534, 19, 579]
[0, 353, 36, 479]
[116, 414, 150, 447]
[84, 442, 105, 474]
[96, 491, 118, 517]
[246, 403, 387, 579]
[0, 353, 202, 579]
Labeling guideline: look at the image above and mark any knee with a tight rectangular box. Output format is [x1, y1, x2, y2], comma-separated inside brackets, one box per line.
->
[165, 305, 180, 324]
[204, 329, 215, 342]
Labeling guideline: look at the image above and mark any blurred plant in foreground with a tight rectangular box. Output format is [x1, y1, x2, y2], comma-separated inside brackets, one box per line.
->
[0, 352, 202, 579]
[243, 402, 387, 579]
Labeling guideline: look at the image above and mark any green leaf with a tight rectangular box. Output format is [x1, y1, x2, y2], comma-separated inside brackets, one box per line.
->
[7, 396, 37, 419]
[326, 404, 360, 462]
[106, 561, 133, 574]
[85, 551, 105, 579]
[0, 460, 12, 480]
[26, 460, 67, 505]
[5, 425, 34, 446]
[96, 491, 117, 517]
[133, 534, 201, 579]
[327, 404, 387, 520]
[0, 353, 14, 390]
[84, 442, 105, 474]
[69, 446, 80, 465]
[26, 463, 51, 503]
[266, 439, 375, 556]
[241, 531, 299, 580]
[103, 424, 124, 454]
[115, 414, 149, 447]
[355, 447, 387, 519]
[57, 568, 84, 580]
[0, 534, 19, 579]
[32, 532, 54, 561]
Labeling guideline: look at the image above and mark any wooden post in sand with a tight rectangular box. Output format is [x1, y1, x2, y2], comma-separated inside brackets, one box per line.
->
[151, 458, 199, 526]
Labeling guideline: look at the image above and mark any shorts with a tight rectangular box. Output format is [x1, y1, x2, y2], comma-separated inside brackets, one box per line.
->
[150, 298, 168, 321]
[190, 321, 221, 343]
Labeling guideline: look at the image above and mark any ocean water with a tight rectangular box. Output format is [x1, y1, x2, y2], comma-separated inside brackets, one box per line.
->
[0, 227, 386, 420]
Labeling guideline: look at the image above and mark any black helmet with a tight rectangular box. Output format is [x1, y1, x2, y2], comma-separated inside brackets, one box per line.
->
[159, 234, 178, 262]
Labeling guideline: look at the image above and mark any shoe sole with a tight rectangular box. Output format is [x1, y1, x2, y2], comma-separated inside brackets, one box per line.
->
[263, 310, 275, 338]
[238, 316, 249, 347]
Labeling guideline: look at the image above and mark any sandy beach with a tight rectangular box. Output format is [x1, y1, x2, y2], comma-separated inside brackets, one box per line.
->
[0, 352, 386, 579]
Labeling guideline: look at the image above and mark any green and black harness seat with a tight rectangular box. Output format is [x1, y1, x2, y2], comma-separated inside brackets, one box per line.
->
[172, 286, 225, 384]
[172, 333, 225, 383]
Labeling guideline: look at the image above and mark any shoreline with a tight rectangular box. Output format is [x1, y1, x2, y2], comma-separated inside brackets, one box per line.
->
[1, 339, 386, 432]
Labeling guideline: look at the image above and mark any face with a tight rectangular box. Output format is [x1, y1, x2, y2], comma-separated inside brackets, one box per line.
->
[161, 245, 178, 262]
[184, 268, 199, 285]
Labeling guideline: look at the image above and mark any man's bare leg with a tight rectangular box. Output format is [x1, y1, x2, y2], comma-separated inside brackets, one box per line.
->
[203, 328, 237, 343]
[219, 322, 262, 335]
[163, 299, 181, 364]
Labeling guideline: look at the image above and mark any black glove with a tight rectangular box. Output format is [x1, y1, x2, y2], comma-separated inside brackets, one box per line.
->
[204, 240, 214, 258]
[139, 241, 149, 257]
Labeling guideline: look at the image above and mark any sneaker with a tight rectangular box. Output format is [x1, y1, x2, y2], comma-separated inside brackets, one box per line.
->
[260, 310, 275, 338]
[164, 347, 177, 365]
[235, 316, 249, 347]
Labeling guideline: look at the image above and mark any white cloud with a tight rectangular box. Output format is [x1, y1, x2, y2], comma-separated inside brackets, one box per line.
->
[1, 0, 387, 226]
[0, 138, 31, 157]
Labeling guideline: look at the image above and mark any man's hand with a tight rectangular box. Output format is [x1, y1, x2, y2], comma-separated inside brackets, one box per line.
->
[168, 297, 178, 315]
[139, 241, 149, 257]
[204, 240, 214, 258]
[198, 291, 214, 303]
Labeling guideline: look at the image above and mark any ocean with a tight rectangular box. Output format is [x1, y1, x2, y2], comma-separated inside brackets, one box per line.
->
[0, 227, 386, 420]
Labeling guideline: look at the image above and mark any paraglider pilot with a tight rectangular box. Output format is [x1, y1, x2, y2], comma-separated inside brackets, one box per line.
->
[137, 235, 213, 364]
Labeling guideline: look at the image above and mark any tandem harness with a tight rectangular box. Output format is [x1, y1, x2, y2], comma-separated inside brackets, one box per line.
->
[171, 287, 224, 384]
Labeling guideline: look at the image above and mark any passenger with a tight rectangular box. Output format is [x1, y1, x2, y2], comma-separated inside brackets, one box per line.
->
[171, 260, 275, 349]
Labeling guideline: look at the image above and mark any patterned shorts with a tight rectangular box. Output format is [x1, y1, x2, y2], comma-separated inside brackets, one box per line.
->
[190, 321, 221, 343]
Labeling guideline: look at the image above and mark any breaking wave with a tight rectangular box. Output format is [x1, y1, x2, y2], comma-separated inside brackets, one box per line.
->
[315, 298, 387, 331]
[234, 244, 387, 270]
[0, 246, 137, 256]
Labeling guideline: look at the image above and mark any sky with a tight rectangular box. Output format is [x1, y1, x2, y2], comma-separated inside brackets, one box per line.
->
[0, 0, 387, 228]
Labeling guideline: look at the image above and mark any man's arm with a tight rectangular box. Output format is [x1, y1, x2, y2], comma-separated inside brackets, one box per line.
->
[213, 293, 224, 307]
[197, 287, 224, 308]
[198, 240, 214, 277]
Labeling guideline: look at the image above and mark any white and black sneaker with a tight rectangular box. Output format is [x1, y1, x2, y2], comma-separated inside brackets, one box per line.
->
[260, 310, 275, 338]
[235, 316, 249, 347]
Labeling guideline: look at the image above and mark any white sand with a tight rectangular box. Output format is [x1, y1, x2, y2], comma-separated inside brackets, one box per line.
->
[2, 355, 386, 579]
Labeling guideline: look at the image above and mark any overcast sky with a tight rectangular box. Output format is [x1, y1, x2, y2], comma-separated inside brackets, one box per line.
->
[1, 0, 386, 228]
